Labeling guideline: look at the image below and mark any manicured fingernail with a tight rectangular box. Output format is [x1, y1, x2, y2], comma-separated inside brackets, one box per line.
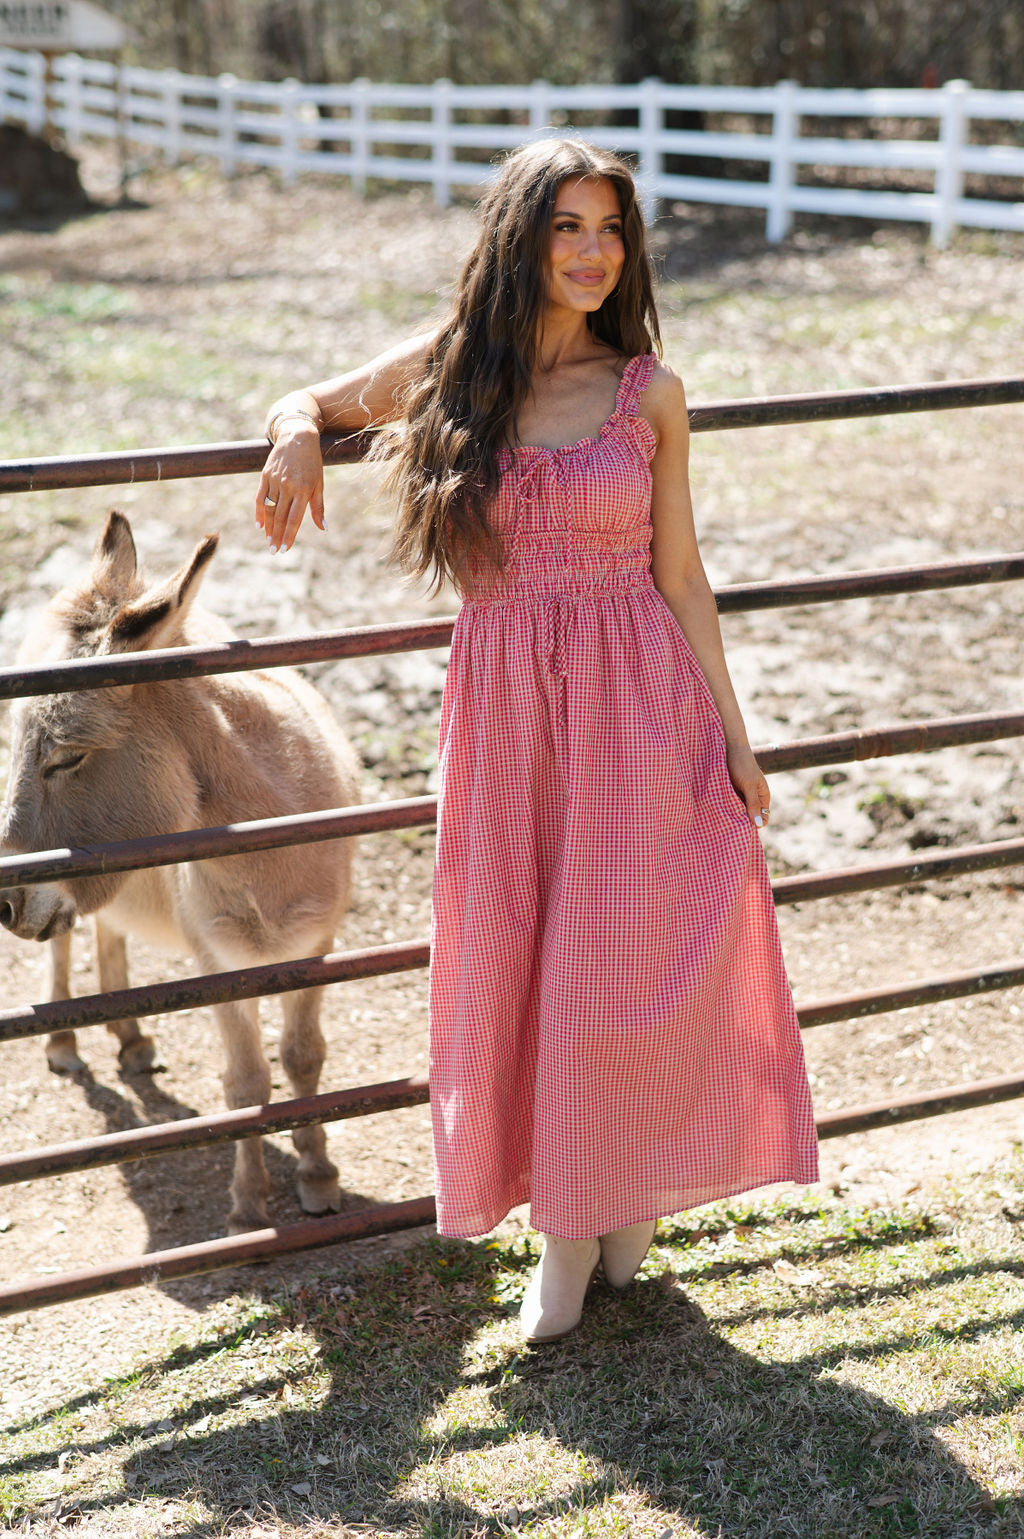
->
[269, 543, 278, 554]
[754, 814, 763, 827]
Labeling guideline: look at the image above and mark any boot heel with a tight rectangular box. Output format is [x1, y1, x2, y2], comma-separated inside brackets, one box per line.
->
[599, 1220, 657, 1292]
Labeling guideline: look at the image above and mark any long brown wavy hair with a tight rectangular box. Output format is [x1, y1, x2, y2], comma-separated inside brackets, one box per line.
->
[381, 137, 662, 592]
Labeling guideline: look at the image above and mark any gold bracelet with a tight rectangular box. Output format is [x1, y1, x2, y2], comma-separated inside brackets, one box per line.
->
[266, 407, 321, 445]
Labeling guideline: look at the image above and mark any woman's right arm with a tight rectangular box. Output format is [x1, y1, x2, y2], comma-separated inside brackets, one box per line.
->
[256, 330, 436, 552]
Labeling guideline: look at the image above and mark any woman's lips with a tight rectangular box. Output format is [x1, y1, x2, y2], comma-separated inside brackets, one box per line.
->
[566, 269, 606, 286]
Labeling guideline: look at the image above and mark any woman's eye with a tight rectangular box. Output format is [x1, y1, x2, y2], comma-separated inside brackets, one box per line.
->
[44, 752, 86, 778]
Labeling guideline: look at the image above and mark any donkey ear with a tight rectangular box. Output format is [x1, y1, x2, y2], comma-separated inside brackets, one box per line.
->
[106, 534, 219, 652]
[168, 533, 219, 624]
[90, 511, 139, 596]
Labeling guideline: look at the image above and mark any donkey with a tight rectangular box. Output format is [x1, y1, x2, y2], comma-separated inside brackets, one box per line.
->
[0, 511, 361, 1233]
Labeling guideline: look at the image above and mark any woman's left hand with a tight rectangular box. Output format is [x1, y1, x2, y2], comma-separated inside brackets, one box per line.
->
[726, 741, 771, 831]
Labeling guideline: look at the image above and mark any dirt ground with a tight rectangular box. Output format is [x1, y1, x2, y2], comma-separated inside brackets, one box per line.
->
[0, 145, 1022, 1425]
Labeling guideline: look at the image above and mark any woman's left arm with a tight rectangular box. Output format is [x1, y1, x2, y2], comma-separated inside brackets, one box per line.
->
[644, 363, 770, 830]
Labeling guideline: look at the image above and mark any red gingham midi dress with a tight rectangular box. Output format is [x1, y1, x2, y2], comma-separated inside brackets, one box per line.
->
[428, 353, 819, 1239]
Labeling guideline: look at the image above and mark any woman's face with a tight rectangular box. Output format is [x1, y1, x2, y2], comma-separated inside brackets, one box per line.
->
[545, 176, 625, 317]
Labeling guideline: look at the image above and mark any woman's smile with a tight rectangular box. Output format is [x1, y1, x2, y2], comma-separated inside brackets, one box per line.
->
[547, 175, 625, 311]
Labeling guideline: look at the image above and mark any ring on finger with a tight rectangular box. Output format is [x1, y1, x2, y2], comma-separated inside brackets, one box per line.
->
[264, 494, 278, 508]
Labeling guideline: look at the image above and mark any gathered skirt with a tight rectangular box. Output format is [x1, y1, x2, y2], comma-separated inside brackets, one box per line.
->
[427, 581, 819, 1239]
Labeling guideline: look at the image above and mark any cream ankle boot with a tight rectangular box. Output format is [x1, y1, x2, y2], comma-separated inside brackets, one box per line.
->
[519, 1234, 601, 1343]
[599, 1219, 657, 1291]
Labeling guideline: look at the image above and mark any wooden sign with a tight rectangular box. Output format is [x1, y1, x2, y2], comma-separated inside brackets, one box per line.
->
[0, 2, 128, 50]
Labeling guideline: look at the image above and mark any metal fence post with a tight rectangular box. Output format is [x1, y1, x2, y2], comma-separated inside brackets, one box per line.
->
[767, 78, 798, 243]
[934, 78, 969, 249]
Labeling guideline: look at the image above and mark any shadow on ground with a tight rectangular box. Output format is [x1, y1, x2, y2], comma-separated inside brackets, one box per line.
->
[4, 1211, 1021, 1538]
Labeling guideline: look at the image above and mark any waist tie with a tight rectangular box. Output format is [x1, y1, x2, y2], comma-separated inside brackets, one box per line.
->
[544, 596, 568, 683]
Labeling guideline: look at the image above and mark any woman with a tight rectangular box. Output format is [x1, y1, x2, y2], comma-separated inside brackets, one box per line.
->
[256, 138, 819, 1344]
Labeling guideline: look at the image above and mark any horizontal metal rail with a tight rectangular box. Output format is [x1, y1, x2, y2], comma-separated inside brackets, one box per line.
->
[1, 919, 1020, 1041]
[0, 940, 430, 1043]
[0, 1196, 439, 1316]
[1, 1067, 1021, 1316]
[0, 796, 436, 888]
[758, 708, 1024, 774]
[4, 817, 1022, 908]
[772, 835, 1024, 905]
[813, 1071, 1024, 1140]
[0, 551, 1021, 700]
[6, 964, 1024, 1182]
[0, 616, 456, 701]
[1, 377, 1022, 496]
[0, 1075, 432, 1185]
[2, 711, 1022, 890]
[795, 958, 1024, 1027]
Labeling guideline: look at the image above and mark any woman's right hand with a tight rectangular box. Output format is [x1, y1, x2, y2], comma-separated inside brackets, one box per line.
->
[256, 421, 325, 552]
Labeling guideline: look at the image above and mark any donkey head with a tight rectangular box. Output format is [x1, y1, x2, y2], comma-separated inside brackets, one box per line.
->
[0, 511, 218, 939]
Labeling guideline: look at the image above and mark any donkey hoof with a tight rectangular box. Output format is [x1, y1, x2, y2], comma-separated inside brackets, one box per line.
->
[117, 1035, 161, 1075]
[227, 1205, 271, 1236]
[297, 1175, 343, 1216]
[46, 1046, 89, 1075]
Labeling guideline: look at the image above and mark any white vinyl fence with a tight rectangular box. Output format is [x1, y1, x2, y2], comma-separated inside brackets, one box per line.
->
[2, 48, 1024, 245]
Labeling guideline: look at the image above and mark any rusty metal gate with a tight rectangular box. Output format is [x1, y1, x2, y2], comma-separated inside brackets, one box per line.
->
[1, 375, 1023, 1314]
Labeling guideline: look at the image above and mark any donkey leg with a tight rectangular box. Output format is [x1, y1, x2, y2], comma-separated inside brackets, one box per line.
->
[280, 983, 342, 1215]
[95, 917, 158, 1074]
[214, 997, 273, 1233]
[45, 929, 86, 1074]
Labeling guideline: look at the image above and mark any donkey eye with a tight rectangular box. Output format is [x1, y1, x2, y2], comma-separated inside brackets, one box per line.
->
[43, 751, 86, 778]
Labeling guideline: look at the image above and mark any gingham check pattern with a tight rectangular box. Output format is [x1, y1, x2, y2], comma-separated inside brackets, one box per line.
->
[428, 354, 819, 1238]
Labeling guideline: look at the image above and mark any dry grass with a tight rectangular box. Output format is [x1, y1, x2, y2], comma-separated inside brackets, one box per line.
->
[3, 1152, 1023, 1538]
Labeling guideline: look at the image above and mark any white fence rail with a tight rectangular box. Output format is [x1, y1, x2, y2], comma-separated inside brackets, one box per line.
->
[2, 49, 1023, 245]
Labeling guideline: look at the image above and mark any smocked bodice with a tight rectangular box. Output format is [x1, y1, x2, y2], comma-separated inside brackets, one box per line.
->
[459, 353, 658, 602]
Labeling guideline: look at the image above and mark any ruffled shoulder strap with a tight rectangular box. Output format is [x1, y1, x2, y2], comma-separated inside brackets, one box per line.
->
[614, 352, 657, 417]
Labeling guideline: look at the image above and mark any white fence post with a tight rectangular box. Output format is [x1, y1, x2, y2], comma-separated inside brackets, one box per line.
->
[529, 77, 550, 135]
[350, 76, 370, 196]
[279, 76, 300, 185]
[216, 71, 238, 177]
[767, 78, 798, 243]
[61, 53, 83, 147]
[162, 68, 182, 165]
[638, 75, 662, 223]
[25, 50, 47, 136]
[433, 76, 453, 207]
[933, 78, 969, 249]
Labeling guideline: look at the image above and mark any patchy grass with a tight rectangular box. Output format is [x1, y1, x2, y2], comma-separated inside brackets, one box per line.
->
[3, 1152, 1022, 1537]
